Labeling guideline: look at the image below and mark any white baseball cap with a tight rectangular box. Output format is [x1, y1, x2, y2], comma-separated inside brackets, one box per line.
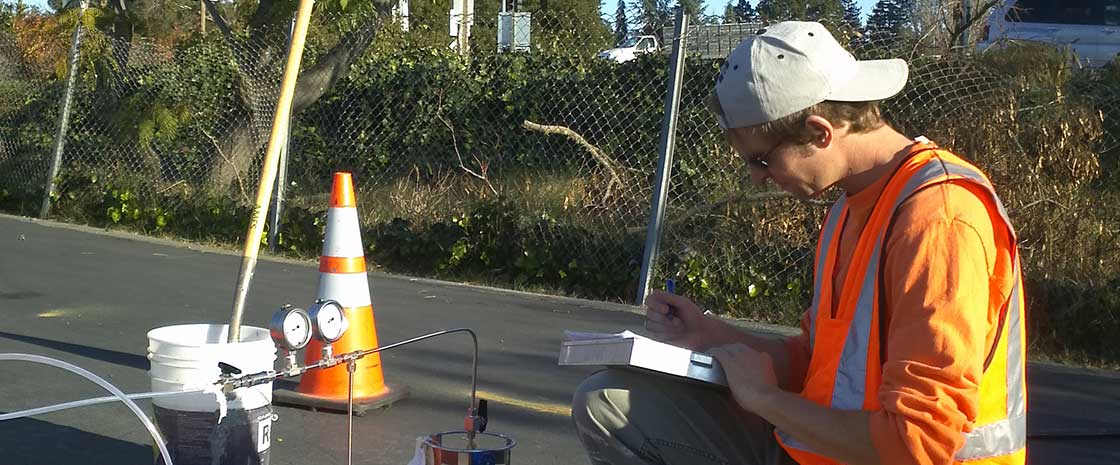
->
[713, 21, 909, 129]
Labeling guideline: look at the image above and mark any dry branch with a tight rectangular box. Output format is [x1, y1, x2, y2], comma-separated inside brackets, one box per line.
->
[521, 120, 626, 201]
[437, 95, 499, 197]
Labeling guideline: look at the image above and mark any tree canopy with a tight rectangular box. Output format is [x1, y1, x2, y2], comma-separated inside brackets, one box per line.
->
[724, 0, 756, 23]
[866, 0, 913, 41]
[615, 0, 629, 43]
[756, 0, 843, 26]
[841, 0, 861, 30]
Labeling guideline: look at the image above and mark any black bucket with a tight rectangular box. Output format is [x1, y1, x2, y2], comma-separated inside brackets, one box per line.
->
[154, 404, 274, 465]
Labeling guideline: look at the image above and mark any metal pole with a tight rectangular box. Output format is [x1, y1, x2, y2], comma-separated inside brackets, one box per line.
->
[40, 0, 87, 219]
[346, 360, 355, 465]
[636, 7, 688, 306]
[266, 128, 289, 253]
[268, 16, 297, 254]
[457, 0, 470, 58]
[399, 0, 410, 32]
[960, 0, 971, 48]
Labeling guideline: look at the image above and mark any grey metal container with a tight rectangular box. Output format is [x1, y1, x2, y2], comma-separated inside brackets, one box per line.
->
[421, 431, 516, 465]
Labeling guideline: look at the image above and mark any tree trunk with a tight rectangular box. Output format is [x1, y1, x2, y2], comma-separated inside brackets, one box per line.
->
[207, 118, 260, 196]
[201, 3, 388, 194]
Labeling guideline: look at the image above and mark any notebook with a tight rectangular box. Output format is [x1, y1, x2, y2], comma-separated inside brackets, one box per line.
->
[558, 330, 728, 387]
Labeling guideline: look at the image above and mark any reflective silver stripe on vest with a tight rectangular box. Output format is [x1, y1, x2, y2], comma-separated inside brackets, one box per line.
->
[830, 162, 944, 411]
[938, 161, 1028, 422]
[809, 198, 847, 349]
[955, 414, 1027, 461]
[776, 428, 818, 454]
[831, 238, 878, 410]
[939, 162, 1018, 239]
[1005, 269, 1026, 419]
[781, 199, 848, 454]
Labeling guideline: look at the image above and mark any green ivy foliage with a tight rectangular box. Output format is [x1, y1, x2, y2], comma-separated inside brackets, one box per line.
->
[3, 28, 1120, 366]
[368, 198, 644, 297]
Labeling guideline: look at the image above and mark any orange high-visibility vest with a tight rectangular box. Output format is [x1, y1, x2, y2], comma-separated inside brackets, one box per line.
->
[775, 142, 1027, 465]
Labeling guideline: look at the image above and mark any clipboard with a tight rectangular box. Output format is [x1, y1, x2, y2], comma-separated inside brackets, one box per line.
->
[558, 331, 728, 387]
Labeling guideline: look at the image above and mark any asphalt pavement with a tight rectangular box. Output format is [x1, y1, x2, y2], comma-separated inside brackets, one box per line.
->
[0, 214, 1117, 465]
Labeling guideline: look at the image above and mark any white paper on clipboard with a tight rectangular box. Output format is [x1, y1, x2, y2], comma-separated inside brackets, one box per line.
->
[558, 330, 728, 387]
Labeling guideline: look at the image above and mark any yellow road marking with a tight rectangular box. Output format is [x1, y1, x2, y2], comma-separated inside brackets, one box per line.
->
[475, 389, 571, 416]
[37, 310, 67, 318]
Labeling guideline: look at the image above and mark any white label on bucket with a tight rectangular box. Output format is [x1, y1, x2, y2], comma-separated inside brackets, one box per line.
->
[257, 416, 272, 453]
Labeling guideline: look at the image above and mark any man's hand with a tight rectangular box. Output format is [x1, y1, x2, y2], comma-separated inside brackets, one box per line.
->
[712, 342, 882, 465]
[643, 291, 713, 350]
[710, 343, 780, 411]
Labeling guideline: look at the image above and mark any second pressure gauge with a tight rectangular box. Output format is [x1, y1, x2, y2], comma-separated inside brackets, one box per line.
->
[308, 299, 348, 343]
[269, 304, 312, 351]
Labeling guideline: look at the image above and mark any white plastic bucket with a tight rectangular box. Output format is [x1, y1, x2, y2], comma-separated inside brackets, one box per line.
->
[148, 324, 277, 465]
[147, 324, 276, 412]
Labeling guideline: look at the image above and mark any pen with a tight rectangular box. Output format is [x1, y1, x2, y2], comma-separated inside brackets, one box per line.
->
[665, 279, 713, 318]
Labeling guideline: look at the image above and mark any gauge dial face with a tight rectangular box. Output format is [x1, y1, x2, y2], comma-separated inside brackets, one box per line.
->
[270, 306, 312, 350]
[283, 310, 312, 348]
[310, 300, 348, 343]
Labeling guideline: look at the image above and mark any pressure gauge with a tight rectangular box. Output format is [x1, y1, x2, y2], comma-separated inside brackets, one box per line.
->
[269, 304, 312, 351]
[308, 299, 348, 343]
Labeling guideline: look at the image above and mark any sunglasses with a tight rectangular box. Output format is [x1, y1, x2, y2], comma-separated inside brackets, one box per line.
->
[747, 140, 784, 170]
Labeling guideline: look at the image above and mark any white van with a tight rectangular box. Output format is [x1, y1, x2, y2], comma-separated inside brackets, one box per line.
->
[978, 0, 1120, 67]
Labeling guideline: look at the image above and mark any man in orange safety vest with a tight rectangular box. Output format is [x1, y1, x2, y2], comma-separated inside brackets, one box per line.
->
[572, 21, 1027, 465]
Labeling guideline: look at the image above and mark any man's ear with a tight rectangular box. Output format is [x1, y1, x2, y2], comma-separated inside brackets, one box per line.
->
[804, 115, 833, 149]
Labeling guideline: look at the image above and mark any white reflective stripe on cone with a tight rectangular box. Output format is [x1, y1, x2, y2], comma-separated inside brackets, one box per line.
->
[318, 272, 373, 308]
[322, 207, 365, 258]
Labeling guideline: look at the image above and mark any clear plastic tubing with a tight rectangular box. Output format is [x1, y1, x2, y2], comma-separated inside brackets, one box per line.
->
[0, 353, 176, 465]
[0, 388, 206, 420]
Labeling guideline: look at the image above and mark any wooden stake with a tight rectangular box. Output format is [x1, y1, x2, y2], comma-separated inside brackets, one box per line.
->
[228, 0, 315, 342]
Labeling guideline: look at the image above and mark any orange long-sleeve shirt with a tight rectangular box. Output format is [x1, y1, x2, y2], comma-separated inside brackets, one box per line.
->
[785, 155, 1015, 465]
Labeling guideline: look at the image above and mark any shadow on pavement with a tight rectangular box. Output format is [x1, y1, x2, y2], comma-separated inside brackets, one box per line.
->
[0, 413, 153, 465]
[0, 331, 150, 371]
[1026, 362, 1120, 464]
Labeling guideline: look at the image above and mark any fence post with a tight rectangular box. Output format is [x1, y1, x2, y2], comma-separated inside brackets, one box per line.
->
[457, 0, 471, 58]
[636, 7, 688, 306]
[40, 0, 88, 219]
[960, 0, 972, 48]
[268, 16, 297, 253]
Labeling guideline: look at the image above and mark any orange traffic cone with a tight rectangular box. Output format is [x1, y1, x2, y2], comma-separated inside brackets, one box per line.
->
[273, 172, 408, 414]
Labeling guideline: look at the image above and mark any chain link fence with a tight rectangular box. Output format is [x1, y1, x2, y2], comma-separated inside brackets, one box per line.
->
[658, 16, 1120, 341]
[0, 27, 55, 201]
[284, 9, 664, 296]
[0, 9, 285, 216]
[1, 8, 1118, 356]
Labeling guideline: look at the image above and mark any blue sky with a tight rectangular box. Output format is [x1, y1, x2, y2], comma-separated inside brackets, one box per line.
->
[7, 0, 48, 9]
[10, 0, 880, 21]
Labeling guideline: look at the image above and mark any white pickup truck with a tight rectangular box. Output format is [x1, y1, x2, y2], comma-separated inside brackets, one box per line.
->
[596, 23, 762, 63]
[596, 35, 661, 63]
